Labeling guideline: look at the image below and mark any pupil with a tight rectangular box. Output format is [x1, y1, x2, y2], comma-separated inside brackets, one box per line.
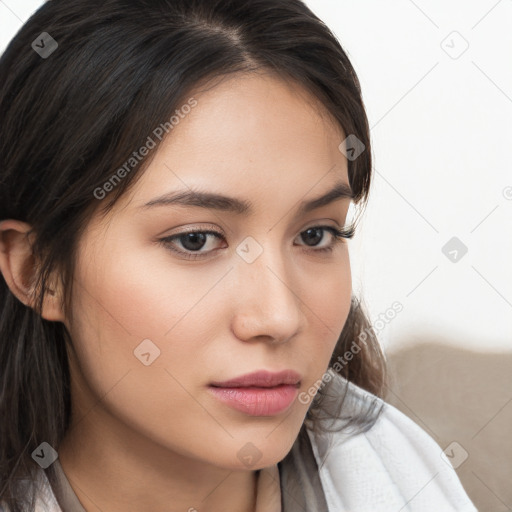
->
[181, 233, 207, 251]
[303, 228, 322, 246]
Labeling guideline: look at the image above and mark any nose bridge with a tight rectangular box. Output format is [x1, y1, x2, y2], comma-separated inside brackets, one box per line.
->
[231, 237, 303, 342]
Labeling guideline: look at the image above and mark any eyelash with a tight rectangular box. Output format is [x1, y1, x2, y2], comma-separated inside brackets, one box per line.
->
[158, 224, 355, 261]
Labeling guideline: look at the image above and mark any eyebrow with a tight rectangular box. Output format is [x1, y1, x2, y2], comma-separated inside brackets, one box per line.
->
[141, 181, 353, 216]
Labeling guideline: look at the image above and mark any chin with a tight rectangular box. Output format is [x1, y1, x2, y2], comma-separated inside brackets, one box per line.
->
[217, 431, 299, 471]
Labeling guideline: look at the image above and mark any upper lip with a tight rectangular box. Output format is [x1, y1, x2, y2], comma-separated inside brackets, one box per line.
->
[210, 369, 301, 388]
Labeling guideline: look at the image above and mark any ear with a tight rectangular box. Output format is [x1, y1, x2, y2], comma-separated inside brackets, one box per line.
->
[0, 219, 65, 322]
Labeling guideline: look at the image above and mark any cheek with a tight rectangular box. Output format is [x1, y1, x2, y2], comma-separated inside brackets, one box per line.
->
[293, 248, 352, 383]
[310, 248, 352, 341]
[66, 239, 229, 404]
[66, 253, 222, 456]
[71, 239, 216, 348]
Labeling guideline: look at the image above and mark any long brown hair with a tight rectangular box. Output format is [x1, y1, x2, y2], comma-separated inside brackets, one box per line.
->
[0, 0, 386, 509]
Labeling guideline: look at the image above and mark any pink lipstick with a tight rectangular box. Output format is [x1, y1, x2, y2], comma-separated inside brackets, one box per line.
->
[208, 369, 301, 416]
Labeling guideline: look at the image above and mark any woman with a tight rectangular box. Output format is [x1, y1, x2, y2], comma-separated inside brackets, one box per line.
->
[0, 0, 476, 510]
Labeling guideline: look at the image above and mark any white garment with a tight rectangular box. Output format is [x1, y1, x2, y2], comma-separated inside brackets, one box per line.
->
[2, 373, 477, 511]
[305, 374, 477, 511]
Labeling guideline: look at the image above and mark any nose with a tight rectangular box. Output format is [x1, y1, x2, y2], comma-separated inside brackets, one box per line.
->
[230, 243, 303, 344]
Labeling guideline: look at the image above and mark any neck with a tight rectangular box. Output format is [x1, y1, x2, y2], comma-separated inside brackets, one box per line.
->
[58, 409, 259, 512]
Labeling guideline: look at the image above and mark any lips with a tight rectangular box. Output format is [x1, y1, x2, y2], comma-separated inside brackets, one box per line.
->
[209, 369, 302, 389]
[208, 370, 302, 416]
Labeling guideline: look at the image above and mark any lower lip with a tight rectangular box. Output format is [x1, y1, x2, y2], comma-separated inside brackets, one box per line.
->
[208, 384, 299, 416]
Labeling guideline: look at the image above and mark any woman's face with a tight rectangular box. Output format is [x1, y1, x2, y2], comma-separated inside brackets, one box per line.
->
[64, 71, 353, 470]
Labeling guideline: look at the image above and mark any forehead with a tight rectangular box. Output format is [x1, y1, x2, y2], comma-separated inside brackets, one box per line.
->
[167, 70, 345, 161]
[104, 71, 350, 220]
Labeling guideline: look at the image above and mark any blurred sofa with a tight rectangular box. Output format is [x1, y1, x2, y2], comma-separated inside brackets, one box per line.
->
[385, 342, 512, 512]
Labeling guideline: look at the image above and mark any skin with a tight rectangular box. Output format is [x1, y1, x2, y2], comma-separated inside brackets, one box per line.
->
[0, 71, 353, 511]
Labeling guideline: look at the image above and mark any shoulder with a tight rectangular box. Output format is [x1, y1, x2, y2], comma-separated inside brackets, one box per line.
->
[307, 373, 477, 512]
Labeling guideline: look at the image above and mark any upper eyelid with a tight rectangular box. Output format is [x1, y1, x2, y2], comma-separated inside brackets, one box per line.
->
[164, 218, 350, 235]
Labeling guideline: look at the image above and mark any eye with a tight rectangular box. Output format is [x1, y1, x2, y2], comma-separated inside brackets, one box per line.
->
[298, 225, 354, 252]
[159, 224, 354, 260]
[160, 229, 225, 259]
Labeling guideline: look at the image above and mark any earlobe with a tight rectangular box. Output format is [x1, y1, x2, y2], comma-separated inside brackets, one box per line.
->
[0, 219, 65, 322]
